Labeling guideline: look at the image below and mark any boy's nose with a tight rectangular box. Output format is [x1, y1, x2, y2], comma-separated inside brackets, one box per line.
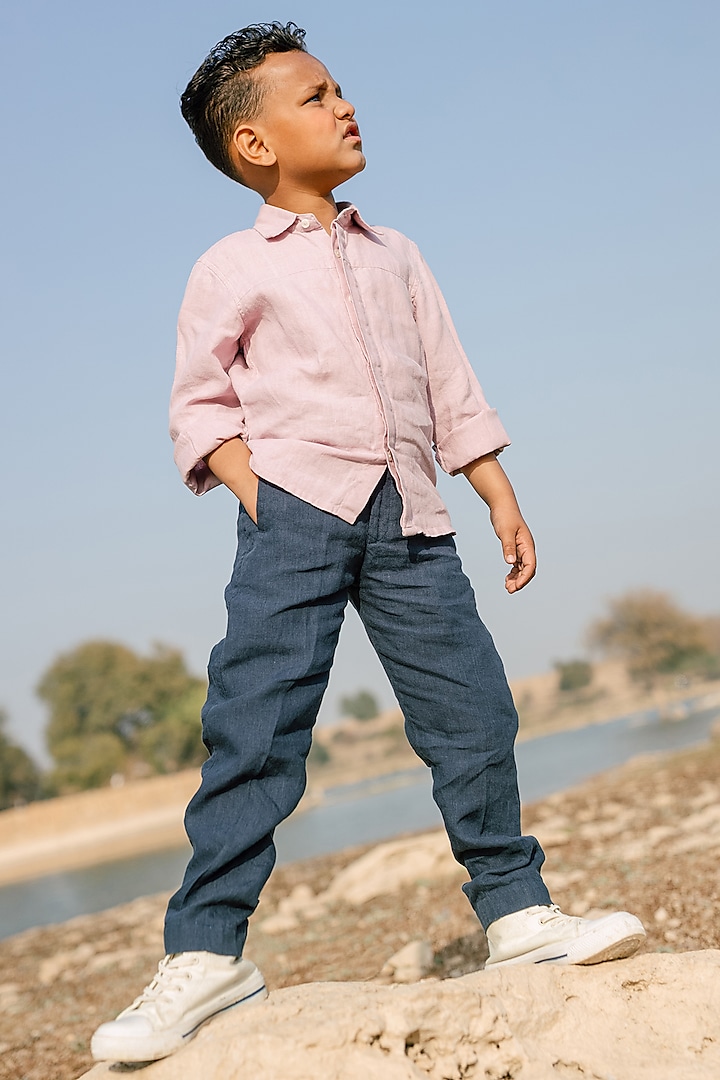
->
[335, 97, 355, 119]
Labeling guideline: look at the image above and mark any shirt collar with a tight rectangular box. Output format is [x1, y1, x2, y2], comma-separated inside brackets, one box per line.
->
[253, 201, 382, 239]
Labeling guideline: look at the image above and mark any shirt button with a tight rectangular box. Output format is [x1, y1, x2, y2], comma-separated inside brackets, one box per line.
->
[334, 249, 341, 258]
[300, 219, 310, 229]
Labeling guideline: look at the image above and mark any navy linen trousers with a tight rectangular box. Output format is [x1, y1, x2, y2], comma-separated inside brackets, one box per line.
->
[164, 472, 550, 955]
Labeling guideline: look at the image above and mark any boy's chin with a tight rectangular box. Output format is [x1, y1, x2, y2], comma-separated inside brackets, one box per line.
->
[341, 155, 367, 181]
[314, 157, 367, 194]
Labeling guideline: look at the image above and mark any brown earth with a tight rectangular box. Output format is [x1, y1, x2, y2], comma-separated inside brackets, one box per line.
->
[3, 731, 720, 1080]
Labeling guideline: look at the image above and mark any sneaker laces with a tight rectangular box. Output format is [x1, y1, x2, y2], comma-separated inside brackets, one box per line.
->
[126, 954, 199, 1016]
[537, 904, 578, 927]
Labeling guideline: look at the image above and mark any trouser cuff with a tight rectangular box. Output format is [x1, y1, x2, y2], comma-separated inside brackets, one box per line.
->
[467, 873, 553, 931]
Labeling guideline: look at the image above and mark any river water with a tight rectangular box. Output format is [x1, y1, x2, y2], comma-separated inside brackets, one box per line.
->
[1, 699, 718, 939]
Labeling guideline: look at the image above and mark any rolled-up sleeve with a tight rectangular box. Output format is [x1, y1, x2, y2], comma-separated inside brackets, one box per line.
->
[169, 260, 247, 494]
[409, 244, 510, 474]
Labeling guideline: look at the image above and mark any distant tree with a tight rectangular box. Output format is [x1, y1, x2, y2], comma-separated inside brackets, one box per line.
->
[48, 732, 127, 793]
[587, 591, 713, 685]
[136, 684, 209, 774]
[697, 617, 720, 678]
[37, 641, 205, 791]
[340, 690, 380, 721]
[702, 616, 720, 655]
[555, 659, 593, 693]
[307, 740, 331, 768]
[0, 709, 44, 809]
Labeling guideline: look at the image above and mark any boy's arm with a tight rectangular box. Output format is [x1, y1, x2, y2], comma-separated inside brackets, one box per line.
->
[170, 259, 249, 495]
[406, 241, 535, 591]
[461, 453, 537, 593]
[407, 242, 511, 474]
[203, 438, 259, 523]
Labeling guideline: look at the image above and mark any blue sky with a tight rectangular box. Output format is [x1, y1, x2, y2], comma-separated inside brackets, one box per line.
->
[1, 1, 718, 763]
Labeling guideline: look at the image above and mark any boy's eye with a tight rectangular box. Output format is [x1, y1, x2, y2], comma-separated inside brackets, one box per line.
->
[305, 92, 321, 103]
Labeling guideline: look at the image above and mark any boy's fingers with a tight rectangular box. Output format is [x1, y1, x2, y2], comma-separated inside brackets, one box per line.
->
[495, 521, 536, 591]
[518, 537, 537, 575]
[503, 527, 537, 592]
[497, 525, 519, 564]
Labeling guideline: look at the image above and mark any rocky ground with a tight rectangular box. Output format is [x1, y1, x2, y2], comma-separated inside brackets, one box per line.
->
[79, 952, 720, 1079]
[2, 731, 720, 1079]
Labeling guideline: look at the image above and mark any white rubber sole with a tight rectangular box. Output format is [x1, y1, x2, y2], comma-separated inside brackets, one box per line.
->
[90, 970, 268, 1063]
[485, 913, 646, 969]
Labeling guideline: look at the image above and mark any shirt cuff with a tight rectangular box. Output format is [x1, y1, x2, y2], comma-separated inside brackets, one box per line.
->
[173, 432, 225, 495]
[434, 410, 511, 475]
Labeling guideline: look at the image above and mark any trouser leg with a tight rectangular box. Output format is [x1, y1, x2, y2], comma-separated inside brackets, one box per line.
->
[165, 480, 362, 955]
[352, 477, 550, 929]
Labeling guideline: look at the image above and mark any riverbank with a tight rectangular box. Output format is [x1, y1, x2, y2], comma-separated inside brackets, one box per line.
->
[1, 666, 718, 887]
[2, 731, 720, 1080]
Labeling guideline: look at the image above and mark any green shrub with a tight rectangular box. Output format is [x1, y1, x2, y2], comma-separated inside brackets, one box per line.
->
[555, 659, 593, 693]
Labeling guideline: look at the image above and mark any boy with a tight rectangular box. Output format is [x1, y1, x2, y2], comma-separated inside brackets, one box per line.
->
[91, 22, 645, 1064]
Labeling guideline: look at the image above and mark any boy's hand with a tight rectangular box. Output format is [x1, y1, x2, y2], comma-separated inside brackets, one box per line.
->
[241, 474, 260, 525]
[460, 453, 537, 593]
[204, 439, 260, 523]
[489, 507, 537, 593]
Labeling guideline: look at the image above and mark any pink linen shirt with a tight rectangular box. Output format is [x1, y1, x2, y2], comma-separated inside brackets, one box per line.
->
[170, 202, 510, 537]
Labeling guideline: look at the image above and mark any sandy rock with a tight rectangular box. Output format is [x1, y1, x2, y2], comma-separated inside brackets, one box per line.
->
[597, 798, 626, 817]
[79, 951, 720, 1080]
[670, 832, 720, 856]
[275, 883, 329, 922]
[616, 837, 654, 862]
[294, 899, 329, 920]
[380, 940, 434, 983]
[650, 791, 676, 808]
[644, 824, 677, 846]
[541, 869, 585, 892]
[39, 943, 95, 986]
[260, 835, 456, 932]
[277, 883, 316, 915]
[320, 832, 458, 906]
[85, 947, 148, 975]
[578, 812, 638, 839]
[532, 815, 572, 848]
[260, 836, 458, 935]
[259, 912, 301, 935]
[0, 983, 21, 1006]
[678, 804, 720, 832]
[259, 883, 330, 934]
[688, 784, 719, 809]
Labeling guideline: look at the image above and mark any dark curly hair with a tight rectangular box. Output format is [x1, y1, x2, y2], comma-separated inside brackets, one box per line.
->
[180, 22, 307, 182]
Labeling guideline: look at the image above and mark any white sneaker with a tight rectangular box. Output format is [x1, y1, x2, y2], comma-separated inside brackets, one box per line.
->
[90, 951, 267, 1062]
[485, 904, 646, 968]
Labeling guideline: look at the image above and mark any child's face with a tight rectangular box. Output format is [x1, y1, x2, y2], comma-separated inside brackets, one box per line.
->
[235, 51, 365, 195]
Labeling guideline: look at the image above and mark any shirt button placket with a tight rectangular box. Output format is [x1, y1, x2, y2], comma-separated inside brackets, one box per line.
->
[332, 228, 402, 501]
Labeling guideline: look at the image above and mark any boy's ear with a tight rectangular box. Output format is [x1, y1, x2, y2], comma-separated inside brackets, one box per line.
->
[232, 124, 277, 169]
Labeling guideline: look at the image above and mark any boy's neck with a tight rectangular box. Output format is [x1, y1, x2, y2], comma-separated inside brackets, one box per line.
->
[264, 190, 339, 234]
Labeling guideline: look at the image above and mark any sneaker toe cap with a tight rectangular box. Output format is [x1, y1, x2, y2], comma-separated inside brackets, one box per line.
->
[91, 1013, 175, 1062]
[597, 911, 646, 935]
[95, 1014, 157, 1039]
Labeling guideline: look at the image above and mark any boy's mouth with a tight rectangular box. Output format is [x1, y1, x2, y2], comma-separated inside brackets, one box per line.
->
[344, 122, 361, 141]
